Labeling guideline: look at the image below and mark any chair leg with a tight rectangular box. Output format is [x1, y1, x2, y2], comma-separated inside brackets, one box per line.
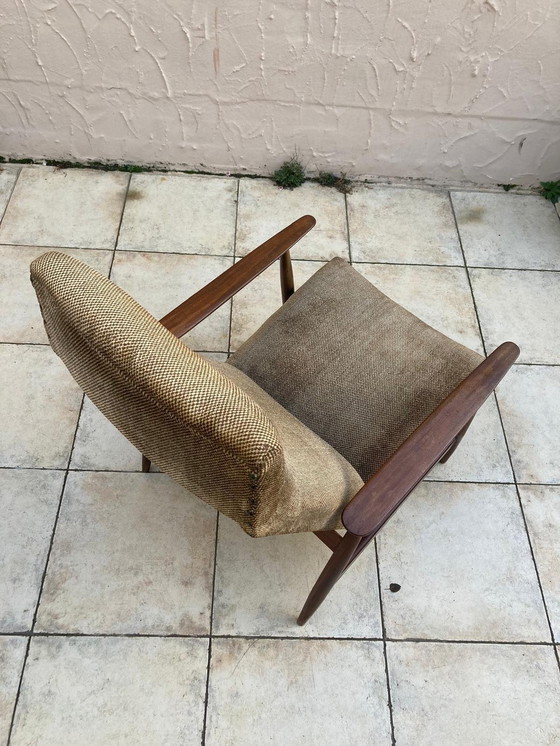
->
[439, 416, 474, 464]
[141, 455, 151, 473]
[297, 532, 361, 626]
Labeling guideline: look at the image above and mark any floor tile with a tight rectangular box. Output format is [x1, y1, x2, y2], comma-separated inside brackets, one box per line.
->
[117, 173, 237, 255]
[230, 259, 325, 350]
[348, 186, 463, 265]
[111, 251, 232, 351]
[496, 365, 560, 483]
[70, 396, 142, 472]
[388, 641, 560, 746]
[470, 268, 560, 364]
[452, 191, 560, 270]
[0, 246, 112, 343]
[0, 165, 19, 219]
[0, 469, 63, 632]
[0, 636, 27, 745]
[35, 471, 216, 634]
[213, 517, 381, 637]
[206, 639, 391, 746]
[236, 179, 348, 260]
[11, 636, 208, 746]
[520, 485, 560, 642]
[0, 345, 82, 468]
[428, 397, 513, 483]
[0, 167, 129, 249]
[377, 482, 549, 641]
[355, 262, 483, 353]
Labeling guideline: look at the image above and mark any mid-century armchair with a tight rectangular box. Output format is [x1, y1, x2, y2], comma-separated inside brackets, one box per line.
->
[30, 216, 519, 625]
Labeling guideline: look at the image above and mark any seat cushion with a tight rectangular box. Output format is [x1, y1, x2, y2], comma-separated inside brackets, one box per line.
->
[229, 257, 484, 480]
[30, 251, 362, 537]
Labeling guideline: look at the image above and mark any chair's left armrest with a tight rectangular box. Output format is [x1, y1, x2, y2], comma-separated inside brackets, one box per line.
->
[342, 342, 520, 538]
[159, 215, 316, 337]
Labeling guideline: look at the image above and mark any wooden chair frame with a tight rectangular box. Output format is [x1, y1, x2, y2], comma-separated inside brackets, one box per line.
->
[143, 216, 519, 625]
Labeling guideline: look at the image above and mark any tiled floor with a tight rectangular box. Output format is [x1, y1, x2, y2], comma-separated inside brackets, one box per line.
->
[1, 164, 559, 745]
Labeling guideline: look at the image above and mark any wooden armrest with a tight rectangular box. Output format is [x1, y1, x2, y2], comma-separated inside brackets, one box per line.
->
[342, 342, 520, 537]
[159, 215, 316, 337]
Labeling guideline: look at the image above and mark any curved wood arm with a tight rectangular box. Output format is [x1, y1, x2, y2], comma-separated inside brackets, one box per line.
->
[159, 215, 316, 337]
[342, 342, 520, 537]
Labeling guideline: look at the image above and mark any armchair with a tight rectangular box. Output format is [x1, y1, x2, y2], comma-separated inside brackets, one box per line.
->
[30, 216, 518, 625]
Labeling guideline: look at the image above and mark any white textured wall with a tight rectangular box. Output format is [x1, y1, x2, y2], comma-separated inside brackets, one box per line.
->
[1, 0, 559, 185]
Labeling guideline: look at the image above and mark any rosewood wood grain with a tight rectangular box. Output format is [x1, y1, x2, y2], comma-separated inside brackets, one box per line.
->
[297, 532, 361, 626]
[158, 216, 314, 338]
[342, 342, 520, 538]
[280, 250, 295, 302]
[314, 530, 343, 551]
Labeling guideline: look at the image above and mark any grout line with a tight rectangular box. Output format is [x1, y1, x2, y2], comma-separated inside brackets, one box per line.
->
[6, 393, 85, 745]
[374, 539, 396, 746]
[344, 191, 353, 263]
[2, 465, 557, 488]
[1, 629, 554, 645]
[2, 236, 558, 273]
[0, 166, 22, 225]
[0, 341, 231, 354]
[451, 190, 560, 667]
[452, 187, 560, 664]
[201, 513, 220, 746]
[226, 179, 240, 357]
[0, 242, 236, 259]
[109, 173, 132, 276]
[491, 390, 560, 671]
[448, 191, 487, 356]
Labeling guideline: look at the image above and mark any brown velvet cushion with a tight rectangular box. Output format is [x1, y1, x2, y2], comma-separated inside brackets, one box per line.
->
[30, 251, 362, 537]
[228, 257, 484, 480]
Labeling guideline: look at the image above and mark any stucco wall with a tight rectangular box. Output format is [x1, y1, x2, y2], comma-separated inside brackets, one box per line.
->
[1, 0, 559, 185]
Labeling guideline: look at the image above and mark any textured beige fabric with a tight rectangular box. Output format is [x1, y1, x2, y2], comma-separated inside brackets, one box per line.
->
[30, 251, 362, 537]
[229, 257, 484, 480]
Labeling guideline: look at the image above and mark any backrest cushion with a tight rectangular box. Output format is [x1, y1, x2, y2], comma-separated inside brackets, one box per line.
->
[30, 252, 362, 537]
[31, 251, 286, 535]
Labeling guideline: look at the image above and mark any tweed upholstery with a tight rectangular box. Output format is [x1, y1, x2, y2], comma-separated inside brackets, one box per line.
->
[30, 252, 362, 537]
[229, 257, 484, 480]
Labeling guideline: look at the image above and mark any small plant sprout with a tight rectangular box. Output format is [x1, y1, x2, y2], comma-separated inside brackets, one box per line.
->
[317, 171, 353, 194]
[272, 156, 306, 190]
[539, 181, 560, 204]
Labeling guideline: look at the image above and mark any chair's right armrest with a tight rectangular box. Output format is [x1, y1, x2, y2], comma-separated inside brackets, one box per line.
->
[342, 342, 520, 537]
